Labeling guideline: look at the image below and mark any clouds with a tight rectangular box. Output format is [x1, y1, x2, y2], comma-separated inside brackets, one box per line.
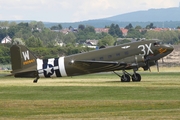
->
[72, 0, 118, 21]
[0, 0, 179, 22]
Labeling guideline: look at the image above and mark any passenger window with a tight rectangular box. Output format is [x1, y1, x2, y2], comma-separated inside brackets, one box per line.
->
[108, 55, 112, 58]
[116, 53, 120, 56]
[124, 51, 129, 55]
[100, 57, 104, 60]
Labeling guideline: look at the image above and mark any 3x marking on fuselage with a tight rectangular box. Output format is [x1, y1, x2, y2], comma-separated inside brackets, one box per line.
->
[138, 43, 154, 56]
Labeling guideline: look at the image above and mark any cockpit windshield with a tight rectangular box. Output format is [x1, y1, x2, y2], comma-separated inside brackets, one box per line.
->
[153, 42, 161, 46]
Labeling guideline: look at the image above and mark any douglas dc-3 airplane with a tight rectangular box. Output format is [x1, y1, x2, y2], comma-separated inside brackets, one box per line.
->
[10, 39, 173, 83]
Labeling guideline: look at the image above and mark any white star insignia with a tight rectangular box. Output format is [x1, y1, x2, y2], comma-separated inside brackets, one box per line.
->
[44, 65, 53, 74]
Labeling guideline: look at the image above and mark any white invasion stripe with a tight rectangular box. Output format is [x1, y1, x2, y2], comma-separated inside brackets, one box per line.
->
[36, 58, 44, 77]
[59, 57, 67, 76]
[37, 58, 43, 70]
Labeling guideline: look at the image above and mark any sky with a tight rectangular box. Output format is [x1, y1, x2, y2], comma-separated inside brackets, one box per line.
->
[0, 0, 180, 23]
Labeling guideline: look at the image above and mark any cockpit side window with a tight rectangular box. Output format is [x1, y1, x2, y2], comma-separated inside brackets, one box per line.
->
[154, 42, 160, 46]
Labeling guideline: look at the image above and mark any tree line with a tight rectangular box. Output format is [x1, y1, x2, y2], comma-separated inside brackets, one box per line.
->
[0, 21, 180, 65]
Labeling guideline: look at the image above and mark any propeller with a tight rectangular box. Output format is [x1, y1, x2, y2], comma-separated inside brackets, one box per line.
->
[147, 60, 151, 72]
[156, 60, 159, 72]
[145, 55, 160, 73]
[145, 58, 151, 72]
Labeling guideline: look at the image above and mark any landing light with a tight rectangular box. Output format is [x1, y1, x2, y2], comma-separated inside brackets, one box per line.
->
[71, 60, 74, 63]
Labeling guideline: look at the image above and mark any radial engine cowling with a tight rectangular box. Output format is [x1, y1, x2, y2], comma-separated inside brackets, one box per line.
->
[123, 55, 145, 68]
[134, 55, 146, 67]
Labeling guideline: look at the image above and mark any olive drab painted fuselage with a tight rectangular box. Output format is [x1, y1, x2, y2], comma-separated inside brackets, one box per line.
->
[10, 40, 174, 82]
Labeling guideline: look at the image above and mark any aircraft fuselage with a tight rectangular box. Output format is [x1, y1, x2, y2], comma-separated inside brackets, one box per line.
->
[36, 40, 173, 77]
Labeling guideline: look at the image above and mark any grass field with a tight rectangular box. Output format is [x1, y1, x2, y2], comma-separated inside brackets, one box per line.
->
[0, 68, 180, 120]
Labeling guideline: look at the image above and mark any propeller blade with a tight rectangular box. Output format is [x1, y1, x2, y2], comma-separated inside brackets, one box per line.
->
[147, 60, 151, 72]
[156, 60, 159, 72]
[148, 67, 151, 72]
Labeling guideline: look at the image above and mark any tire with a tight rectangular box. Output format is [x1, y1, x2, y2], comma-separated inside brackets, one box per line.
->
[132, 73, 141, 82]
[121, 74, 130, 82]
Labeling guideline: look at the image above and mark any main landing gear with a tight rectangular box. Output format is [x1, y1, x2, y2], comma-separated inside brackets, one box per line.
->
[113, 69, 141, 82]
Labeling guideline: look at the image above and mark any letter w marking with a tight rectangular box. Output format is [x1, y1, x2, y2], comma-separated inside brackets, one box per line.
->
[22, 51, 30, 61]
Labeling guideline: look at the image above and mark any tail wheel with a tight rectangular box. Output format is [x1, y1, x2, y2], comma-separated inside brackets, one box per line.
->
[121, 74, 130, 82]
[132, 73, 141, 82]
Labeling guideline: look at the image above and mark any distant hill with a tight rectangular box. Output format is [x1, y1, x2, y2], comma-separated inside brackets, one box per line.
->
[56, 21, 180, 29]
[55, 7, 180, 28]
[104, 7, 180, 22]
[2, 7, 180, 28]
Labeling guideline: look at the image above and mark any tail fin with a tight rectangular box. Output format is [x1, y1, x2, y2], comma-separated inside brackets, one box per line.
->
[10, 45, 37, 77]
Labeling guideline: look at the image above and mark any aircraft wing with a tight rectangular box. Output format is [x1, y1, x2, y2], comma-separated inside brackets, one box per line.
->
[71, 60, 127, 73]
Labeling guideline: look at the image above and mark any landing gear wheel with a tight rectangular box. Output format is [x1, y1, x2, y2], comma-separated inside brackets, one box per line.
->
[132, 73, 141, 82]
[121, 74, 130, 82]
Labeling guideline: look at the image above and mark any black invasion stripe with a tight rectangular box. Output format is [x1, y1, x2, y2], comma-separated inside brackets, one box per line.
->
[54, 58, 61, 77]
[43, 59, 50, 78]
[43, 59, 48, 64]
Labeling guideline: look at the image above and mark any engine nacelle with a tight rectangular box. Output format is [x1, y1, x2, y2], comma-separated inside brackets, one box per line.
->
[134, 55, 146, 67]
[143, 61, 156, 71]
[122, 55, 145, 68]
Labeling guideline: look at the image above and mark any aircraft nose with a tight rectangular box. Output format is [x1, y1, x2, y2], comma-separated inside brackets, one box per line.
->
[158, 44, 174, 55]
[166, 44, 174, 52]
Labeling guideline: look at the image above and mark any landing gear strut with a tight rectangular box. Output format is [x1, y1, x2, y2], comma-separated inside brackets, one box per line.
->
[113, 69, 141, 82]
[33, 76, 39, 83]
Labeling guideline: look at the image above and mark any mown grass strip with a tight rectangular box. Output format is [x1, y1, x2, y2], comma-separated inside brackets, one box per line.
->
[0, 85, 179, 100]
[0, 72, 180, 119]
[0, 100, 180, 119]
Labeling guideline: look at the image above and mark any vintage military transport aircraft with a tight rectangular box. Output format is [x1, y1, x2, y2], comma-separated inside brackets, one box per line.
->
[10, 39, 173, 83]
